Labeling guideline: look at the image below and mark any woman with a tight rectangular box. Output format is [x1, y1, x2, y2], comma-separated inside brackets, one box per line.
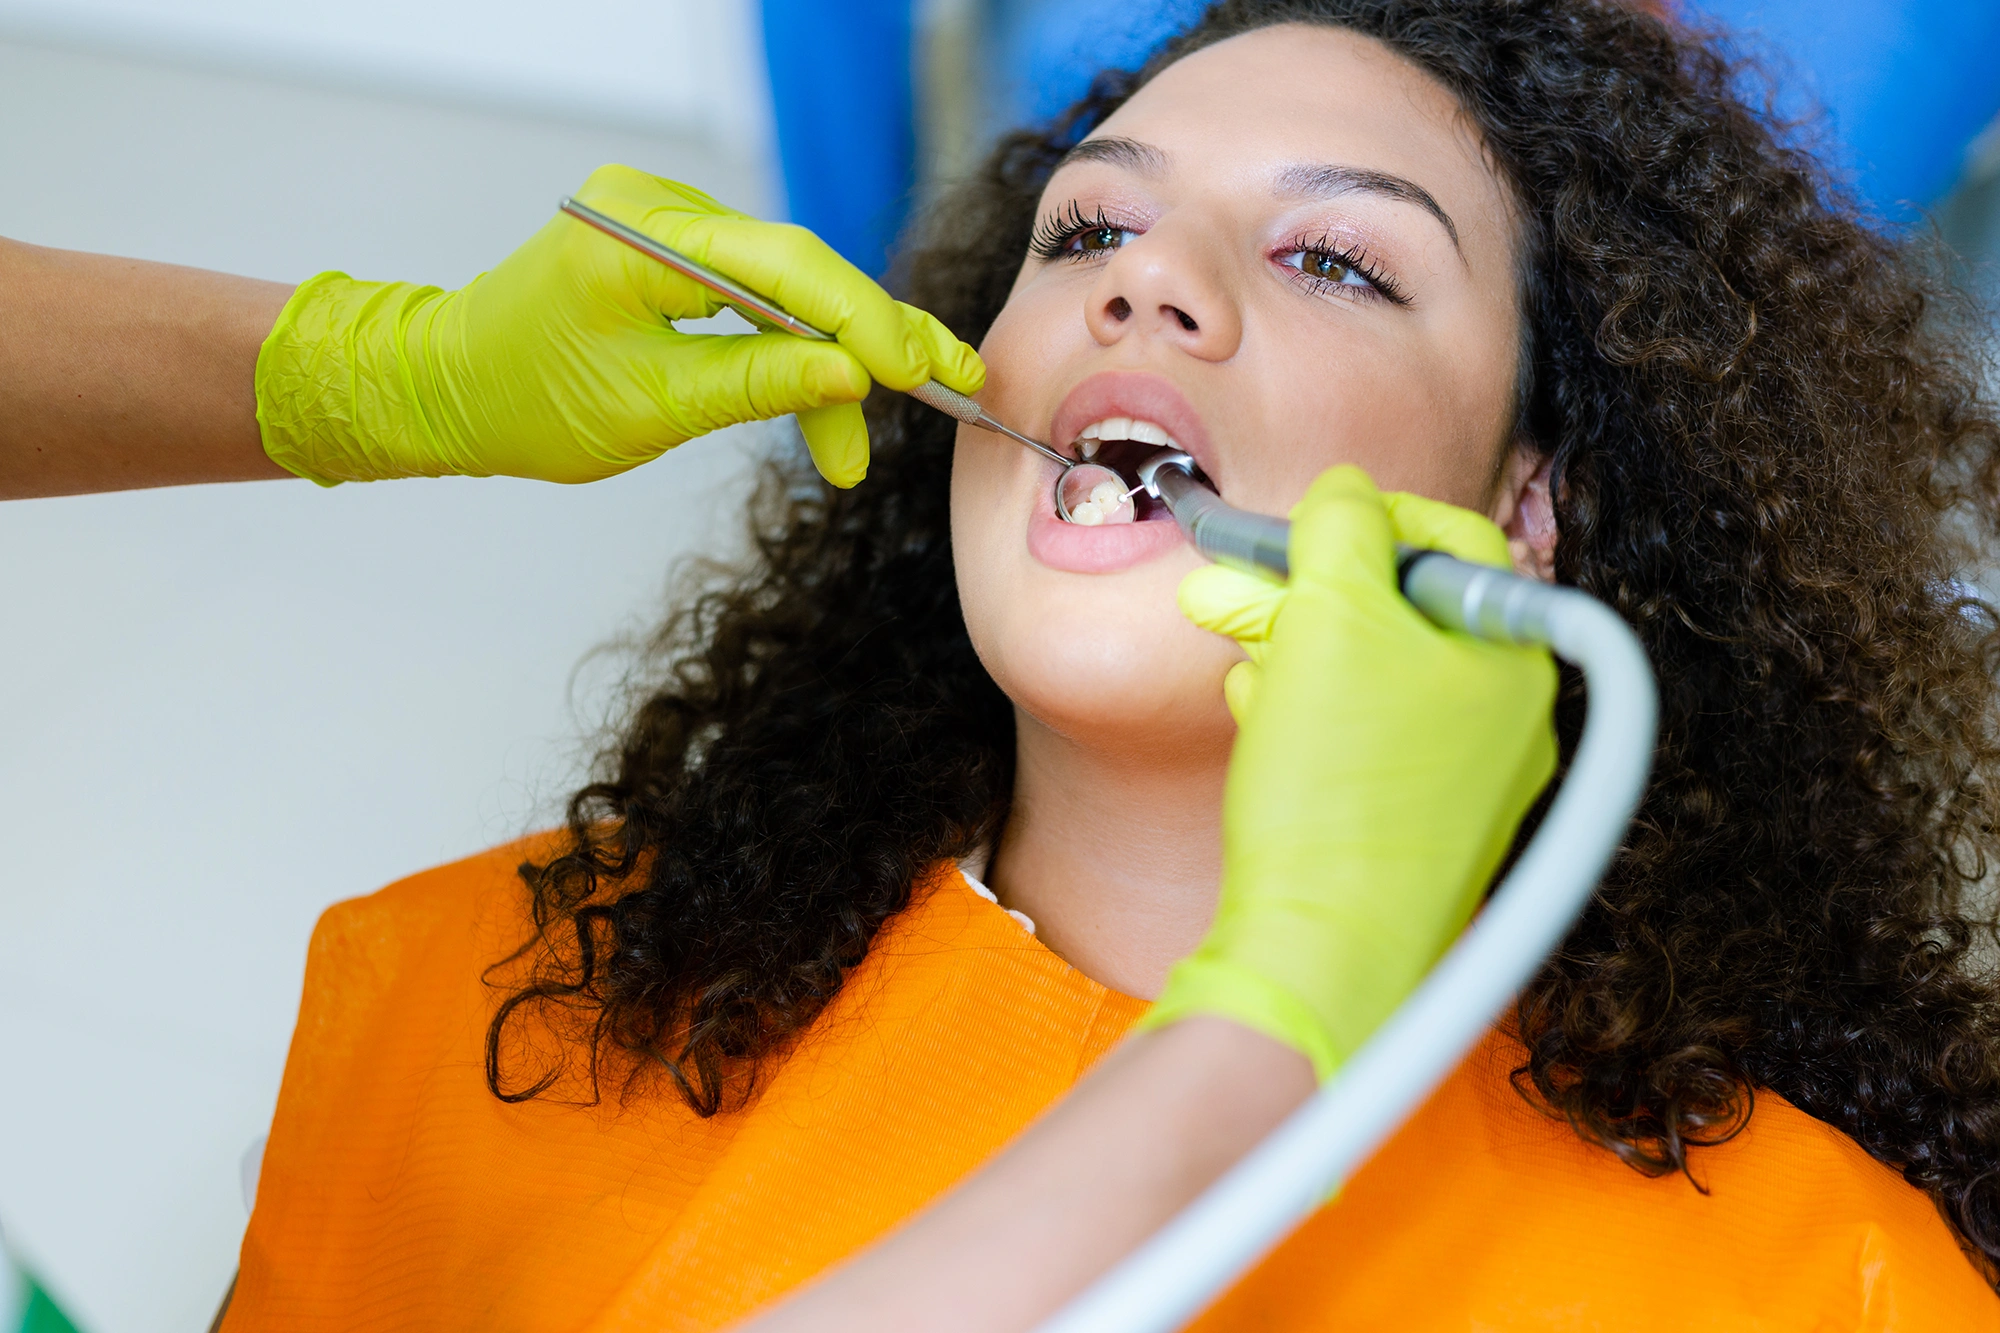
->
[224, 1, 2000, 1328]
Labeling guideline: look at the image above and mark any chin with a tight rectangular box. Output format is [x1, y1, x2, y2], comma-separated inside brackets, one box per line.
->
[972, 591, 1239, 756]
[950, 427, 1239, 761]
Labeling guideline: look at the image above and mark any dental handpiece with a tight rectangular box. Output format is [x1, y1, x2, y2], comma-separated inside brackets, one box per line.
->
[1135, 451, 1567, 642]
[1139, 455, 1292, 579]
[557, 197, 1072, 469]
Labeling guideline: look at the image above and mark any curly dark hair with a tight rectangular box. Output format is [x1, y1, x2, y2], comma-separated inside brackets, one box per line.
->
[487, 0, 2000, 1273]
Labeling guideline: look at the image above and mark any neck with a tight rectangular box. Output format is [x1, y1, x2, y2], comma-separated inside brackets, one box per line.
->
[985, 710, 1230, 1000]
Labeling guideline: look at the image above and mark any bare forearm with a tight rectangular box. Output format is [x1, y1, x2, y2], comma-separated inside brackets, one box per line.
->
[741, 1016, 1315, 1333]
[0, 238, 296, 499]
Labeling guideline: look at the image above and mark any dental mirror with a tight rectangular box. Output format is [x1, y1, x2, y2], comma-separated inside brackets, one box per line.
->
[1055, 462, 1138, 525]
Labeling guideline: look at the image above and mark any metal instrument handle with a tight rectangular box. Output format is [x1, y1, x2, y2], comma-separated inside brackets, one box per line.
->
[558, 196, 834, 341]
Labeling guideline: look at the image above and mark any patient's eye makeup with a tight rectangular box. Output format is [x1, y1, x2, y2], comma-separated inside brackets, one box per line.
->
[1276, 234, 1409, 307]
[1032, 200, 1412, 310]
[1030, 200, 1144, 262]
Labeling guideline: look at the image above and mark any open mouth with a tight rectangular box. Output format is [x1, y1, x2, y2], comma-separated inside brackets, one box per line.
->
[1063, 415, 1213, 524]
[1060, 444, 1217, 527]
[1081, 437, 1176, 522]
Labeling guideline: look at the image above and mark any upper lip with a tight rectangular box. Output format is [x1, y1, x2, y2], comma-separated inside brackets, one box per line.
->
[1048, 372, 1218, 484]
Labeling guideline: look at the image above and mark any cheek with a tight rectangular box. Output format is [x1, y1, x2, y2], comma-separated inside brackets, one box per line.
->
[1221, 317, 1514, 517]
[975, 281, 1076, 415]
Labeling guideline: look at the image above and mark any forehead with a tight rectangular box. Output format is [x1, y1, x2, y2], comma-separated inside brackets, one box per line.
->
[1076, 24, 1514, 247]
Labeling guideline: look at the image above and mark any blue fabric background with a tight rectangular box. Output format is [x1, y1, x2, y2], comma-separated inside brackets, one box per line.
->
[760, 0, 2000, 271]
[760, 0, 916, 276]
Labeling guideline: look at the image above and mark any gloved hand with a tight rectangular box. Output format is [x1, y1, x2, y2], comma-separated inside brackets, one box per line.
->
[1141, 466, 1558, 1079]
[255, 163, 983, 489]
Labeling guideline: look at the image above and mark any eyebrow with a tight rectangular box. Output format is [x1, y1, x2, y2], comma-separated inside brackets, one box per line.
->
[1060, 136, 1462, 254]
[1272, 162, 1460, 251]
[1057, 135, 1170, 176]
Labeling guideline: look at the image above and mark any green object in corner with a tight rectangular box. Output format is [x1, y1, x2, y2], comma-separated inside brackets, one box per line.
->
[6, 1248, 83, 1333]
[19, 1279, 84, 1333]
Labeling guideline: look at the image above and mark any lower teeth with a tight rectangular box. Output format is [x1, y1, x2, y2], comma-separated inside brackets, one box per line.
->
[1070, 478, 1132, 526]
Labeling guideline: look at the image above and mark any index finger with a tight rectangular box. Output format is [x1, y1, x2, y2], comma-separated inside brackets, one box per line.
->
[1178, 564, 1287, 644]
[654, 214, 948, 394]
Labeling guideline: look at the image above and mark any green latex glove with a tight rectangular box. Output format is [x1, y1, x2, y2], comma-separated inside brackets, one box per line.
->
[255, 163, 983, 489]
[1142, 466, 1558, 1079]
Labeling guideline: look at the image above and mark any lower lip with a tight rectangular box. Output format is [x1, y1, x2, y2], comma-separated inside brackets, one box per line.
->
[1026, 492, 1187, 574]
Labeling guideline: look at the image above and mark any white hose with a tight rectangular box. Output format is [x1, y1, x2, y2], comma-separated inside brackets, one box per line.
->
[1034, 570, 1657, 1333]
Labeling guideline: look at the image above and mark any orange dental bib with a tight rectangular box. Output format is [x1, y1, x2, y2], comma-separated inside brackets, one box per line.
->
[225, 843, 1997, 1331]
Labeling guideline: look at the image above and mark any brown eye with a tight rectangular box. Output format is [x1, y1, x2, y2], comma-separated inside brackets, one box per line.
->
[1029, 208, 1141, 265]
[1279, 243, 1404, 303]
[1303, 250, 1350, 281]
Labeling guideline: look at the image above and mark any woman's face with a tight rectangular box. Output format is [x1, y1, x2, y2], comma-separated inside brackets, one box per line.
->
[952, 24, 1528, 762]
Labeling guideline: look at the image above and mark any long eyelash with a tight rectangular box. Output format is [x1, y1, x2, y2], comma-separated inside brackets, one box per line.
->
[1029, 200, 1123, 262]
[1284, 233, 1411, 307]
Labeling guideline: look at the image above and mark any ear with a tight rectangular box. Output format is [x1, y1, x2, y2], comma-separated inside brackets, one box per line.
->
[1488, 444, 1557, 583]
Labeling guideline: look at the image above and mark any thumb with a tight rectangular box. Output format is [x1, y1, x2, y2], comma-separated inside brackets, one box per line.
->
[1382, 489, 1513, 570]
[1285, 465, 1398, 597]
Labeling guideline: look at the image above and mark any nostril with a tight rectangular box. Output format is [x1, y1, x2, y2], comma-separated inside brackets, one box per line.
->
[1106, 296, 1132, 321]
[1170, 306, 1198, 332]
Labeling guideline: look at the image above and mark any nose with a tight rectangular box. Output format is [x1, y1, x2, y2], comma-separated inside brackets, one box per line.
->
[1082, 221, 1243, 362]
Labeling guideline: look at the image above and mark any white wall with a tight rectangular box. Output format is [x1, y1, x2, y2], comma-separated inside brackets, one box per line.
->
[0, 0, 771, 153]
[0, 20, 782, 1333]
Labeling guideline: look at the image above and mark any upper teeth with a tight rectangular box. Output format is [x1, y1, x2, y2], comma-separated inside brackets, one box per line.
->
[1076, 417, 1176, 458]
